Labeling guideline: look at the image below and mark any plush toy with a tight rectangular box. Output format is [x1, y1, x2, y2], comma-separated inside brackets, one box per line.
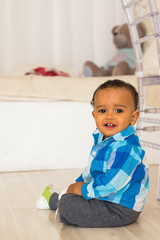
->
[83, 23, 145, 77]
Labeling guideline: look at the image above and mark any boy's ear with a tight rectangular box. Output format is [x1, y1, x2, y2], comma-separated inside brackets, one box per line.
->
[131, 110, 140, 125]
[92, 111, 95, 119]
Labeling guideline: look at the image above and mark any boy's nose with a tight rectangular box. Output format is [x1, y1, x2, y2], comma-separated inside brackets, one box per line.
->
[105, 112, 114, 119]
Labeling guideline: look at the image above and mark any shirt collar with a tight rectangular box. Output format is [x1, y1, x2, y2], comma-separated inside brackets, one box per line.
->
[93, 125, 136, 144]
[113, 125, 136, 141]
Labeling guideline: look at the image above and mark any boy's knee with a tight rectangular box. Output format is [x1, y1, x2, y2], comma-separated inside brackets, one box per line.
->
[59, 194, 70, 212]
[58, 194, 82, 226]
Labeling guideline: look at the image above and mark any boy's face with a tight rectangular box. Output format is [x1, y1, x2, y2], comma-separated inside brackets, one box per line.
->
[92, 87, 139, 139]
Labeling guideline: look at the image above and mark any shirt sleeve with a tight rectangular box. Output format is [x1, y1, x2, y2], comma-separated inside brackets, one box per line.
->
[76, 168, 93, 183]
[81, 146, 143, 200]
[76, 174, 84, 182]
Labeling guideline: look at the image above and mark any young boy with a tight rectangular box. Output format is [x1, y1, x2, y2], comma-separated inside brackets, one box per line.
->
[36, 79, 149, 228]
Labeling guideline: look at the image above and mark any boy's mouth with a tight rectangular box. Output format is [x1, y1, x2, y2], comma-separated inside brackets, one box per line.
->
[104, 123, 116, 128]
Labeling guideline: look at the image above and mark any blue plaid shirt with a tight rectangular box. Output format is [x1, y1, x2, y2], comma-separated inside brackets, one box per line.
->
[76, 125, 149, 212]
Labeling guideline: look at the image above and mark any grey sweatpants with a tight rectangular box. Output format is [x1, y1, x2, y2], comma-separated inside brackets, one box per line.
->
[49, 193, 140, 228]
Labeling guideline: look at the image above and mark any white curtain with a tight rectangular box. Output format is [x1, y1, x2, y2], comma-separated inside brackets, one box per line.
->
[0, 0, 125, 75]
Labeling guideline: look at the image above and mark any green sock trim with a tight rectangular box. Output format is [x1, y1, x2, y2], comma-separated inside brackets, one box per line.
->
[42, 186, 54, 204]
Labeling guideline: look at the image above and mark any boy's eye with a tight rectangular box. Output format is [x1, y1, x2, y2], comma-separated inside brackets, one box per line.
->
[99, 109, 106, 113]
[115, 109, 123, 113]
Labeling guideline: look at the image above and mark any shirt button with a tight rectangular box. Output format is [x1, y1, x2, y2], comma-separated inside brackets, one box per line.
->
[87, 193, 91, 197]
[92, 151, 96, 156]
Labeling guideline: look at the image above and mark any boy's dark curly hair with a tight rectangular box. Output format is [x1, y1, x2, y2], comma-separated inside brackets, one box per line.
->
[91, 79, 139, 110]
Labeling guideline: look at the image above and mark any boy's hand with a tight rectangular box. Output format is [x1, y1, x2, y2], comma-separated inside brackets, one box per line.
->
[66, 182, 85, 196]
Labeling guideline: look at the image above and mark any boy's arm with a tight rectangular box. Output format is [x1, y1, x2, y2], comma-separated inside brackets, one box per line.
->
[81, 146, 145, 200]
[66, 182, 85, 196]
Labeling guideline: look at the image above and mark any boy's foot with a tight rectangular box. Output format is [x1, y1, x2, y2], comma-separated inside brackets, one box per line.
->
[36, 184, 54, 209]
